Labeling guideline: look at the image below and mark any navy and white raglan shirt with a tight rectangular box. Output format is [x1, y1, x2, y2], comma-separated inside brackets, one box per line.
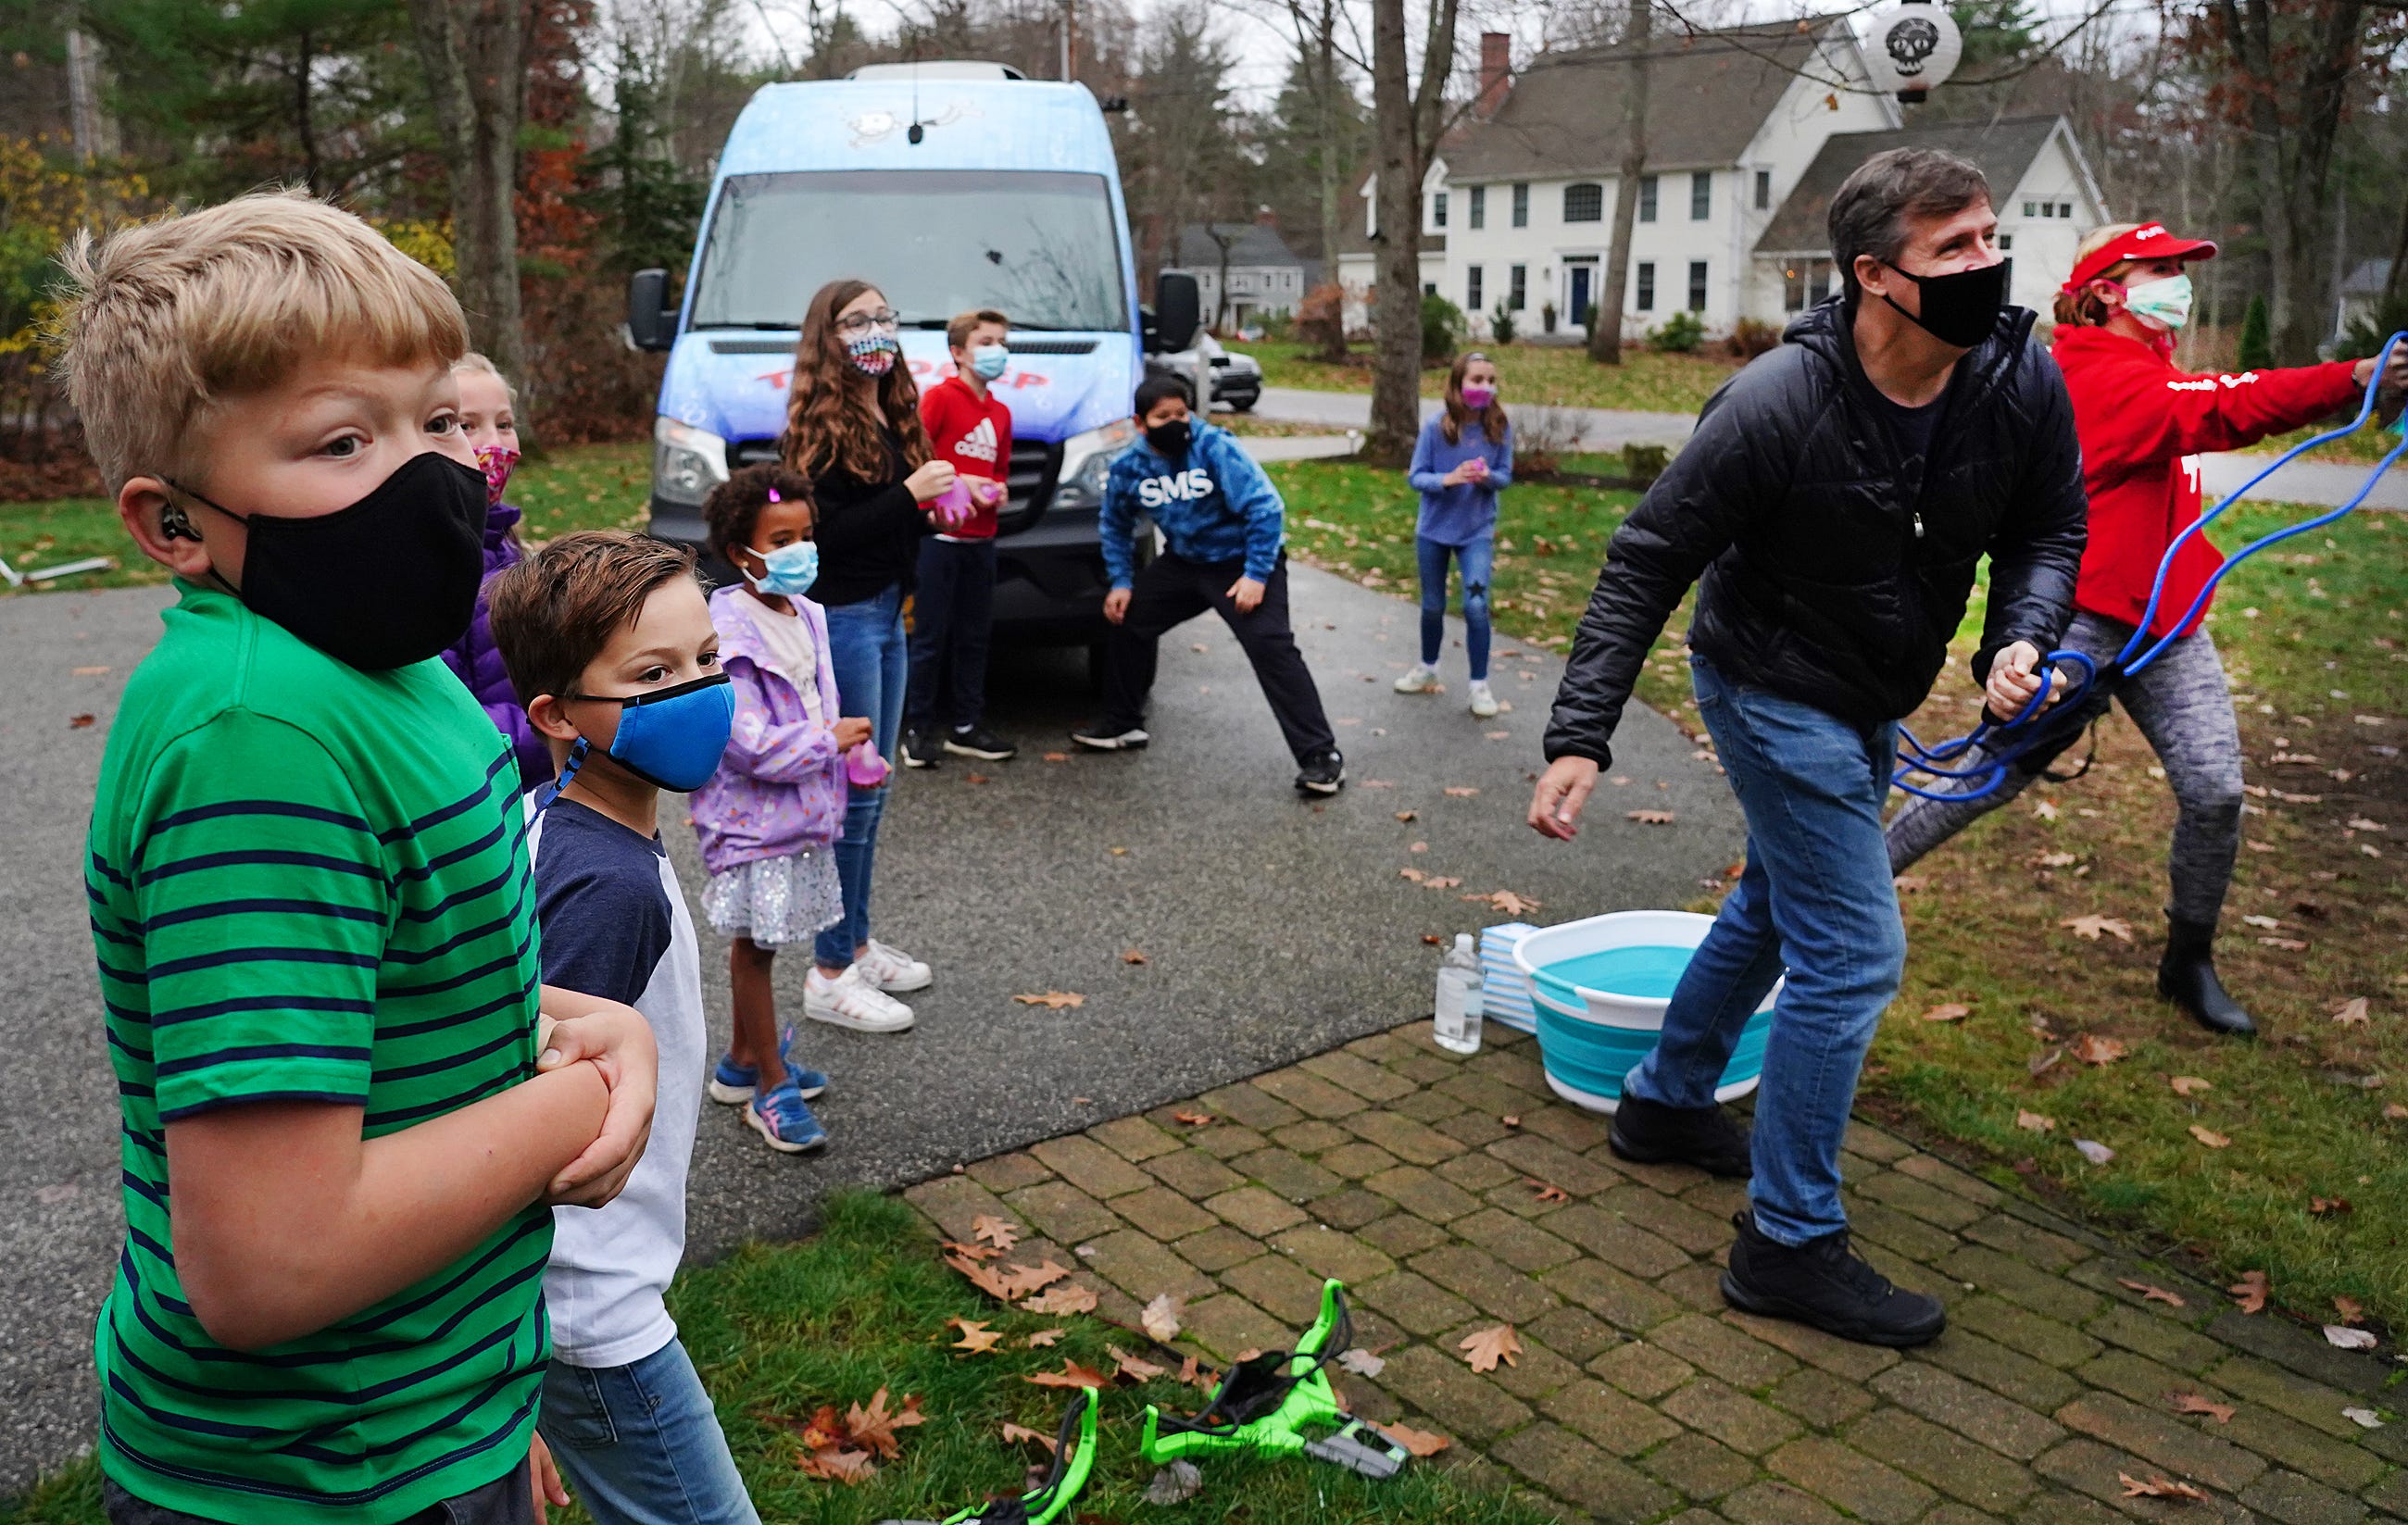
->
[527, 797, 706, 1369]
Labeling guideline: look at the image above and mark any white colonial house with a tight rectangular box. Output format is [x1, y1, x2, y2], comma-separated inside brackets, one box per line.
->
[1338, 21, 2107, 342]
[1161, 219, 1317, 330]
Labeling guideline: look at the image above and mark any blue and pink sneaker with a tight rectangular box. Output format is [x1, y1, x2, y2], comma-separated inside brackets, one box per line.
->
[708, 1025, 828, 1105]
[746, 1077, 829, 1154]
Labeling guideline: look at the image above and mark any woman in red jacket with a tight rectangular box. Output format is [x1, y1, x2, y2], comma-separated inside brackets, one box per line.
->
[1889, 220, 2405, 1038]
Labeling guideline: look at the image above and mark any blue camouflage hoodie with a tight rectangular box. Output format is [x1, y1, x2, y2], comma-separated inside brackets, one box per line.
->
[1099, 421, 1286, 589]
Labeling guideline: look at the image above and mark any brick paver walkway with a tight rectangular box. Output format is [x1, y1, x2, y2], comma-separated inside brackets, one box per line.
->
[906, 1022, 2406, 1525]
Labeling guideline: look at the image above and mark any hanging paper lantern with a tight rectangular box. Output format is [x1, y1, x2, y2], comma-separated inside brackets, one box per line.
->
[1863, 0, 1964, 103]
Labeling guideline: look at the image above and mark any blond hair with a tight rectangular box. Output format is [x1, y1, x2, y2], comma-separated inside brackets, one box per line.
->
[49, 188, 470, 491]
[453, 351, 518, 408]
[2052, 221, 2145, 329]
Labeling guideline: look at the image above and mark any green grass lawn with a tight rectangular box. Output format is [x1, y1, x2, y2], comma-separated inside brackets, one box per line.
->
[1, 1194, 1553, 1525]
[0, 443, 653, 597]
[1266, 456, 2408, 1332]
[1246, 339, 1737, 417]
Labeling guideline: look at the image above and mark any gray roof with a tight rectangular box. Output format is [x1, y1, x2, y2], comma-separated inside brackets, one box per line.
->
[1755, 115, 2065, 254]
[1445, 22, 1842, 181]
[1169, 222, 1308, 270]
[2342, 258, 2394, 297]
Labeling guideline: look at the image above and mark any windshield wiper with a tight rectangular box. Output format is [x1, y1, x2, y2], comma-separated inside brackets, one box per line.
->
[1005, 322, 1079, 332]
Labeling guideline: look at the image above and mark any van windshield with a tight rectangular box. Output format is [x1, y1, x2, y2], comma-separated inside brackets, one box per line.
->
[689, 169, 1128, 332]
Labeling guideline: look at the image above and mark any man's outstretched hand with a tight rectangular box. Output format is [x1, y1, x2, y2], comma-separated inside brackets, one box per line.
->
[1528, 756, 1601, 841]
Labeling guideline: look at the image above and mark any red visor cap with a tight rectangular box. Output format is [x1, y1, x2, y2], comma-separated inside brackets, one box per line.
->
[2063, 222, 2219, 294]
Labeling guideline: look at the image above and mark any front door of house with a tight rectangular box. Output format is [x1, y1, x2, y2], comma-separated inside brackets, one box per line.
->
[1569, 265, 1594, 329]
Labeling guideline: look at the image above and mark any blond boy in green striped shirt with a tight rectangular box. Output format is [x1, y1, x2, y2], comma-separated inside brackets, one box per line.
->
[59, 191, 659, 1525]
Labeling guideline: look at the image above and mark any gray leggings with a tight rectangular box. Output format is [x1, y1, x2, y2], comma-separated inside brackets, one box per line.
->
[1887, 610, 2244, 928]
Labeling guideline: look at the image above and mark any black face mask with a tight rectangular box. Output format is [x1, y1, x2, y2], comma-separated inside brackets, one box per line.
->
[1877, 258, 2009, 349]
[1145, 419, 1191, 458]
[169, 451, 487, 671]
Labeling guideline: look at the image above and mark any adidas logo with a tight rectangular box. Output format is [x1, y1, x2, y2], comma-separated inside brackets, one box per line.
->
[956, 417, 1000, 464]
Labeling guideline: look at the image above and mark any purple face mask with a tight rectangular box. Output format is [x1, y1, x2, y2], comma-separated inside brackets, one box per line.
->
[1461, 385, 1497, 410]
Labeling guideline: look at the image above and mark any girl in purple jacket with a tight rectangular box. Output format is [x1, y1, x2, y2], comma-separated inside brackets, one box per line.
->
[693, 465, 878, 1153]
[438, 353, 550, 788]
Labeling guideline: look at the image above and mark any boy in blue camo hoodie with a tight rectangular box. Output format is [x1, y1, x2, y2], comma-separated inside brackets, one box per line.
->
[1072, 373, 1343, 794]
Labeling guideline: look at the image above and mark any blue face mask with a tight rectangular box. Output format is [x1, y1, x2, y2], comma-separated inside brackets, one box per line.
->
[558, 673, 734, 794]
[742, 539, 819, 598]
[969, 344, 1010, 380]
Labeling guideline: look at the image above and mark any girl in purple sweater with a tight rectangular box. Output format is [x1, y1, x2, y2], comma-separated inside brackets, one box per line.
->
[692, 465, 880, 1154]
[438, 353, 550, 787]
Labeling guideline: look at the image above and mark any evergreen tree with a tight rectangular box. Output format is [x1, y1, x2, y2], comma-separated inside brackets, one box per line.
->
[2238, 293, 2272, 369]
[580, 34, 707, 278]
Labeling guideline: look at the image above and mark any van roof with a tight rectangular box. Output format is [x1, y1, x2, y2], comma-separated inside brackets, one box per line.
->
[718, 76, 1117, 179]
[847, 61, 1025, 81]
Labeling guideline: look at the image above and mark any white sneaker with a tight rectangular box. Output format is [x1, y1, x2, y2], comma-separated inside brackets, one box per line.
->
[803, 964, 915, 1032]
[857, 938, 933, 994]
[1469, 681, 1500, 719]
[1394, 664, 1442, 694]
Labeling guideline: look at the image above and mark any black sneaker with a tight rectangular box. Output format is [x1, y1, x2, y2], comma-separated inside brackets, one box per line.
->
[898, 725, 941, 769]
[1071, 721, 1149, 751]
[945, 725, 1019, 762]
[1295, 750, 1345, 794]
[1609, 1094, 1753, 1178]
[1721, 1211, 1947, 1347]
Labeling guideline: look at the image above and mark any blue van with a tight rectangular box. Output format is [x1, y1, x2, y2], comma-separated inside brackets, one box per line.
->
[627, 62, 1199, 647]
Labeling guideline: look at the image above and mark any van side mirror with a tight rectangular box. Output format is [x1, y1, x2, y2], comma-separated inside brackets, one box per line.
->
[626, 269, 678, 353]
[1151, 272, 1200, 354]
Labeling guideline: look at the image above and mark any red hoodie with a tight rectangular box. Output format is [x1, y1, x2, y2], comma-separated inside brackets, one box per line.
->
[2051, 325, 2359, 642]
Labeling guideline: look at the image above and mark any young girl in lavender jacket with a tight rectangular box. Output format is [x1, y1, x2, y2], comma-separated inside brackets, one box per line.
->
[692, 464, 878, 1153]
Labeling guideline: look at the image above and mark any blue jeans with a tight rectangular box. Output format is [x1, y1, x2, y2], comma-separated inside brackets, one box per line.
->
[539, 1339, 759, 1525]
[1416, 534, 1494, 681]
[816, 585, 909, 969]
[1624, 656, 1907, 1246]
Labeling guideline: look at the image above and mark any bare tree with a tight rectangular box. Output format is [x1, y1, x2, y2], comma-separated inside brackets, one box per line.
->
[1367, 0, 1461, 461]
[407, 0, 530, 407]
[1589, 0, 1649, 365]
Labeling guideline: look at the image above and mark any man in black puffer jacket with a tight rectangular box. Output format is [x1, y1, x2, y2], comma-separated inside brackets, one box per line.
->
[1528, 148, 2087, 1347]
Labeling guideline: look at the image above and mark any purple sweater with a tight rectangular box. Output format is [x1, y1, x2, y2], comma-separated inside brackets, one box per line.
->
[438, 500, 549, 788]
[691, 585, 850, 876]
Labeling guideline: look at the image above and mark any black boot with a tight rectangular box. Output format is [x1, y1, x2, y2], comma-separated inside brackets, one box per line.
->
[2157, 916, 2256, 1037]
[1721, 1212, 1947, 1347]
[1609, 1094, 1752, 1178]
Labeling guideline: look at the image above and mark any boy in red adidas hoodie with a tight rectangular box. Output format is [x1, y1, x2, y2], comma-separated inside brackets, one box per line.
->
[903, 307, 1016, 768]
[1890, 220, 2405, 1037]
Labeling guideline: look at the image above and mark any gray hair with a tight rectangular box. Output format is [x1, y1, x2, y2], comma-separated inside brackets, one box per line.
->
[1828, 147, 1992, 295]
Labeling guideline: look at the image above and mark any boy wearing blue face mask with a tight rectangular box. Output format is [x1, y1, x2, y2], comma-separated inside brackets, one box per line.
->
[486, 531, 766, 1525]
[903, 307, 1017, 768]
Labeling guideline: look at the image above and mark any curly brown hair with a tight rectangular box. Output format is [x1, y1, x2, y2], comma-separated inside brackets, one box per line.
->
[703, 462, 817, 561]
[780, 278, 931, 483]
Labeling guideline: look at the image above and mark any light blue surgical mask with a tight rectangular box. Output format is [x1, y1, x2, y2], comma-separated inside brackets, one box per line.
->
[969, 344, 1010, 380]
[2123, 273, 2194, 331]
[742, 539, 819, 598]
[558, 673, 735, 794]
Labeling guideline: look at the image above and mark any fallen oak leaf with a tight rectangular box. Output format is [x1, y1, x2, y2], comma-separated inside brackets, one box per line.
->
[2062, 915, 2134, 943]
[1458, 1324, 1522, 1372]
[2016, 1110, 2056, 1133]
[1500, 1114, 1522, 1129]
[2312, 1196, 2353, 1217]
[2388, 1103, 2408, 1121]
[972, 1214, 1022, 1253]
[1041, 752, 1071, 762]
[1000, 1421, 1060, 1455]
[1626, 809, 1676, 825]
[1024, 1359, 1113, 1390]
[2344, 1407, 2386, 1430]
[2334, 1295, 2366, 1324]
[1422, 877, 1462, 890]
[946, 1251, 1020, 1300]
[1178, 1355, 1215, 1390]
[2324, 1325, 2377, 1351]
[1443, 785, 1480, 797]
[1109, 1344, 1167, 1381]
[1398, 867, 1426, 882]
[948, 1318, 1003, 1354]
[1524, 1178, 1570, 1205]
[843, 1388, 926, 1460]
[1172, 1111, 1213, 1128]
[2120, 1279, 2187, 1307]
[1021, 1281, 1098, 1316]
[1463, 889, 1542, 916]
[1373, 1420, 1450, 1458]
[2260, 937, 2309, 951]
[1920, 1002, 1972, 1023]
[2169, 1076, 2213, 1097]
[1394, 809, 1418, 821]
[2228, 1270, 2269, 1314]
[1141, 1294, 1184, 1342]
[2168, 1393, 2235, 1424]
[1024, 1327, 1066, 1347]
[2119, 1474, 2208, 1502]
[941, 1239, 1000, 1261]
[997, 1259, 1073, 1299]
[69, 714, 95, 729]
[2071, 1033, 2129, 1067]
[797, 1445, 879, 1484]
[1013, 991, 1085, 1009]
[2075, 1139, 2116, 1165]
[1893, 873, 1930, 893]
[2189, 1126, 2231, 1149]
[1336, 1347, 1386, 1378]
[2333, 997, 2371, 1027]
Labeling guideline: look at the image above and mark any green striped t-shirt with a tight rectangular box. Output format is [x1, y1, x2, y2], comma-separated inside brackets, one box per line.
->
[88, 579, 551, 1524]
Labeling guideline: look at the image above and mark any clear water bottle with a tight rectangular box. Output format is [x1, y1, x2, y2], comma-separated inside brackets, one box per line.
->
[1433, 932, 1485, 1056]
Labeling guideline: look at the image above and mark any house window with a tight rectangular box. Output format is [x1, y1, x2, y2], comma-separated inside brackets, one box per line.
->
[1688, 260, 1708, 311]
[1511, 182, 1529, 227]
[1998, 233, 2013, 251]
[1638, 174, 1658, 222]
[1690, 171, 1711, 220]
[1433, 192, 1449, 229]
[1468, 265, 1484, 312]
[1423, 281, 1436, 295]
[2058, 201, 2073, 219]
[1755, 169, 1771, 210]
[1469, 186, 1486, 230]
[1509, 263, 1527, 310]
[2024, 200, 2037, 217]
[1563, 182, 1603, 222]
[1636, 260, 1656, 312]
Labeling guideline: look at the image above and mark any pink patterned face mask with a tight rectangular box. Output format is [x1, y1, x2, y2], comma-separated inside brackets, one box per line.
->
[475, 443, 520, 507]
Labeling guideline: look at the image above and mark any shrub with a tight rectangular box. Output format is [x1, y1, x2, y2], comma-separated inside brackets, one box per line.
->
[1541, 300, 1558, 334]
[1297, 281, 1348, 361]
[1421, 292, 1467, 361]
[1651, 310, 1706, 354]
[1724, 317, 1782, 360]
[1490, 302, 1517, 344]
[1623, 442, 1671, 487]
[2238, 294, 2272, 370]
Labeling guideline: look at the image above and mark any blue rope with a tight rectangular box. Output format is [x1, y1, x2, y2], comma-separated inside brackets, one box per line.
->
[1893, 330, 2407, 805]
